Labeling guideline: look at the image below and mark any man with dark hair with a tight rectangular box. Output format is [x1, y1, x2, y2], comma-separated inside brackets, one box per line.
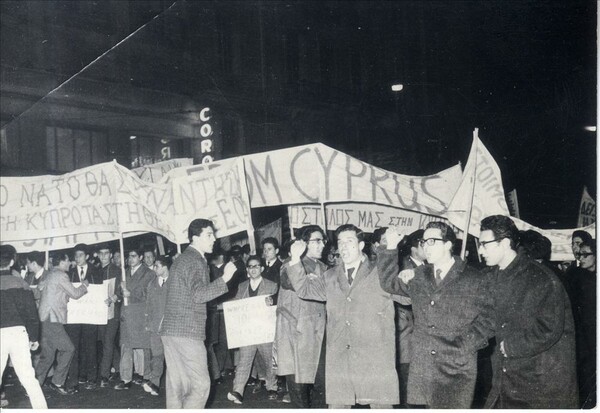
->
[261, 237, 282, 287]
[276, 225, 328, 408]
[370, 226, 388, 258]
[96, 243, 122, 388]
[36, 252, 88, 396]
[114, 248, 155, 391]
[160, 218, 237, 408]
[143, 249, 156, 269]
[25, 251, 48, 307]
[65, 243, 103, 390]
[288, 224, 403, 408]
[379, 222, 494, 408]
[479, 215, 578, 408]
[1, 245, 47, 408]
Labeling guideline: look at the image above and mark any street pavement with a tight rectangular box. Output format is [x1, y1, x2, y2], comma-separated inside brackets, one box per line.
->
[1, 368, 295, 409]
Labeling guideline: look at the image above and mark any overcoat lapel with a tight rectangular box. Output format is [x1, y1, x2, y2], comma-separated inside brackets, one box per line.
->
[336, 265, 351, 295]
[349, 257, 373, 292]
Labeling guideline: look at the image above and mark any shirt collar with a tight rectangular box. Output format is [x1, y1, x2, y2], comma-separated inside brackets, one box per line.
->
[434, 257, 455, 280]
[131, 264, 142, 274]
[35, 268, 45, 279]
[249, 276, 263, 289]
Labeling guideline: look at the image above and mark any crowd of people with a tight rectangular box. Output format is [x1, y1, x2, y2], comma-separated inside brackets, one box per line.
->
[0, 214, 595, 409]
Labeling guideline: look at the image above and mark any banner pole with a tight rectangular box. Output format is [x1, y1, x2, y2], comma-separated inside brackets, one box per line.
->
[176, 243, 182, 255]
[119, 232, 128, 306]
[45, 250, 49, 270]
[238, 157, 257, 254]
[460, 128, 479, 260]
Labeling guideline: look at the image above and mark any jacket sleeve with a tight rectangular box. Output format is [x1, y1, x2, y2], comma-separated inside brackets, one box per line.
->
[504, 272, 566, 358]
[279, 263, 295, 291]
[59, 273, 88, 299]
[459, 273, 496, 353]
[15, 289, 40, 342]
[191, 260, 228, 304]
[287, 261, 327, 301]
[376, 248, 409, 297]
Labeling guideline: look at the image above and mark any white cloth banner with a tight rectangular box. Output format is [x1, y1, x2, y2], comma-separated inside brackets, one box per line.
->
[0, 158, 253, 249]
[132, 158, 193, 183]
[223, 296, 277, 349]
[577, 186, 596, 227]
[446, 135, 510, 237]
[506, 189, 520, 219]
[513, 218, 596, 262]
[288, 202, 450, 234]
[67, 283, 109, 325]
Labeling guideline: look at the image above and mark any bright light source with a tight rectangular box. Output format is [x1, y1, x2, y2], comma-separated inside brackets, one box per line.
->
[584, 126, 597, 132]
[391, 84, 404, 92]
[129, 135, 137, 140]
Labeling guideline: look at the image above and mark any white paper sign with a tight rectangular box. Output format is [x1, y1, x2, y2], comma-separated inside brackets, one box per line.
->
[67, 283, 109, 325]
[223, 295, 277, 349]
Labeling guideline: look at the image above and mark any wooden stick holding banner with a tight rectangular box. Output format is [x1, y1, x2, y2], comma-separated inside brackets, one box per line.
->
[318, 171, 328, 232]
[238, 157, 257, 254]
[176, 243, 182, 255]
[119, 233, 128, 306]
[460, 128, 479, 260]
[45, 250, 49, 270]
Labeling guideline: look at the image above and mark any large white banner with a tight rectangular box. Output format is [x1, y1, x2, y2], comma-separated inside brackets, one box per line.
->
[0, 158, 253, 249]
[132, 158, 193, 183]
[67, 283, 109, 325]
[577, 186, 596, 227]
[223, 295, 277, 349]
[288, 202, 450, 234]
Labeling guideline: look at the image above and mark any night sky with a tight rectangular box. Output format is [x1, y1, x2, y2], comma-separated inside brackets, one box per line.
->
[2, 0, 596, 229]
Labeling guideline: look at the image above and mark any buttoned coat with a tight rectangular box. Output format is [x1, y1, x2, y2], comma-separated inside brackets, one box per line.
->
[288, 249, 400, 406]
[145, 276, 169, 334]
[379, 256, 494, 408]
[275, 256, 327, 383]
[160, 246, 228, 341]
[484, 253, 578, 409]
[120, 264, 155, 348]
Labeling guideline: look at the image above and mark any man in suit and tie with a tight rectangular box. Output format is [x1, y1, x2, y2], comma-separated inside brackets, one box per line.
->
[65, 243, 103, 391]
[227, 255, 279, 404]
[261, 237, 283, 287]
[379, 222, 495, 408]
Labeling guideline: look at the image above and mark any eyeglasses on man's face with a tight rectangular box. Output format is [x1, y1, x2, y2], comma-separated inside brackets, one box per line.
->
[575, 252, 594, 259]
[246, 264, 261, 269]
[479, 238, 504, 249]
[419, 238, 444, 247]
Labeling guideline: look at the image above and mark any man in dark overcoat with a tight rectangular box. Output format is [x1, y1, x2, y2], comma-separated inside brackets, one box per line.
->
[379, 222, 495, 408]
[479, 215, 578, 409]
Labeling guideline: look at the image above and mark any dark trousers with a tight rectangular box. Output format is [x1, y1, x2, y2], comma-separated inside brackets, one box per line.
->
[98, 317, 120, 379]
[286, 333, 327, 408]
[65, 323, 98, 387]
[398, 363, 410, 408]
[35, 321, 74, 387]
[214, 310, 234, 373]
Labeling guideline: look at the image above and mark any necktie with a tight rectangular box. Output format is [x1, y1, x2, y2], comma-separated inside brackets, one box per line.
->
[80, 267, 85, 280]
[346, 268, 354, 285]
[435, 268, 442, 285]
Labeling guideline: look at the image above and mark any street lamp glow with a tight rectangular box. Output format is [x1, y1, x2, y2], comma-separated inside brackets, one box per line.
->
[584, 126, 596, 132]
[391, 84, 404, 92]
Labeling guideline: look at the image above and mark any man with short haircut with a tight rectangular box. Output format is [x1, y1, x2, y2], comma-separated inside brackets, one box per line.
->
[160, 219, 237, 408]
[25, 251, 48, 305]
[479, 215, 578, 408]
[143, 249, 156, 268]
[379, 222, 494, 408]
[287, 224, 402, 408]
[0, 245, 47, 409]
[261, 237, 282, 287]
[65, 243, 103, 390]
[114, 249, 155, 390]
[96, 243, 122, 388]
[35, 252, 88, 395]
[227, 255, 279, 404]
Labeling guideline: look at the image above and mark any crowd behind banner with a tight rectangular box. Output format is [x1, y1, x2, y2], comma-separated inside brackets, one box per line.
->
[0, 142, 596, 409]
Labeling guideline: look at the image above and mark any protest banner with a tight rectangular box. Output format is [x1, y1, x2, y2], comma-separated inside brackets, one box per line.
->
[506, 189, 520, 218]
[446, 133, 510, 238]
[223, 295, 277, 349]
[67, 283, 109, 325]
[513, 218, 596, 262]
[288, 202, 450, 235]
[577, 186, 596, 227]
[255, 218, 282, 245]
[132, 158, 193, 183]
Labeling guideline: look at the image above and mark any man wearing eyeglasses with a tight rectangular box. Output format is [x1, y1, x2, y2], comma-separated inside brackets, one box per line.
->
[287, 224, 403, 408]
[478, 215, 578, 409]
[378, 221, 495, 408]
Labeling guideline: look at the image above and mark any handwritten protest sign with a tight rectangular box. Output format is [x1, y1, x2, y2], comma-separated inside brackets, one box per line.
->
[67, 283, 109, 325]
[223, 295, 277, 349]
